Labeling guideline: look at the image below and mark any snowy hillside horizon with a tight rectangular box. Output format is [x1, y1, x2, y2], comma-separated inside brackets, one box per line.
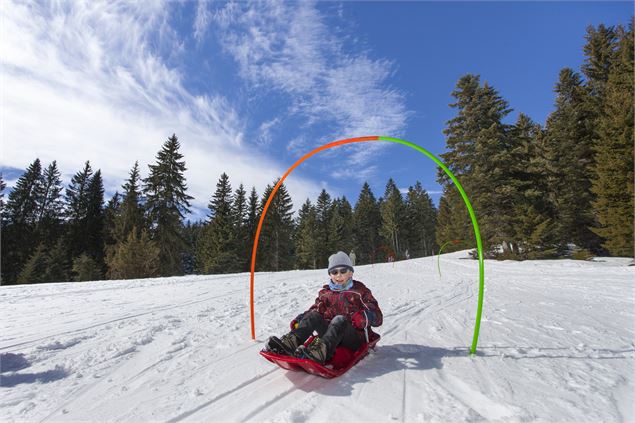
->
[1, 250, 634, 422]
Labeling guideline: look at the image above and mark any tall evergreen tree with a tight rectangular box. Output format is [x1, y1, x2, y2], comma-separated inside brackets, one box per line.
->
[36, 161, 64, 244]
[352, 182, 381, 265]
[590, 23, 634, 256]
[405, 182, 438, 257]
[2, 159, 44, 283]
[233, 183, 249, 270]
[0, 173, 6, 214]
[116, 162, 145, 242]
[257, 180, 295, 271]
[65, 161, 94, 262]
[144, 134, 193, 276]
[5, 159, 43, 226]
[582, 24, 618, 111]
[508, 115, 558, 258]
[379, 178, 406, 258]
[328, 197, 354, 255]
[314, 190, 332, 268]
[543, 68, 601, 254]
[196, 173, 239, 273]
[295, 199, 319, 269]
[245, 186, 260, 270]
[437, 75, 513, 256]
[103, 192, 121, 249]
[85, 170, 105, 273]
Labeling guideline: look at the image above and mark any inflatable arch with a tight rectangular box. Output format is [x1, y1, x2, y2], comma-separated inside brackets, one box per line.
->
[249, 136, 485, 355]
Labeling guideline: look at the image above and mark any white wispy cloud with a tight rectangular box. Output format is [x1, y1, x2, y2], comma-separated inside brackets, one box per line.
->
[257, 118, 281, 146]
[1, 0, 321, 216]
[208, 0, 411, 180]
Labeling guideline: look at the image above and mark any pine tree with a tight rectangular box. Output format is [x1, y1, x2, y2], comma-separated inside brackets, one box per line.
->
[590, 23, 634, 256]
[328, 197, 354, 255]
[352, 183, 381, 265]
[0, 173, 6, 214]
[2, 159, 44, 283]
[85, 170, 105, 271]
[379, 178, 406, 258]
[233, 183, 249, 270]
[16, 241, 70, 284]
[36, 161, 64, 244]
[436, 188, 471, 253]
[181, 221, 202, 274]
[5, 159, 43, 226]
[508, 114, 558, 258]
[196, 173, 239, 273]
[72, 253, 103, 282]
[116, 162, 145, 242]
[543, 68, 601, 254]
[63, 165, 105, 278]
[257, 180, 295, 271]
[106, 229, 160, 280]
[65, 161, 94, 261]
[295, 199, 319, 269]
[314, 190, 332, 268]
[103, 192, 121, 249]
[16, 244, 48, 284]
[438, 75, 513, 256]
[405, 182, 438, 257]
[245, 186, 260, 269]
[43, 239, 70, 282]
[144, 134, 193, 276]
[582, 24, 618, 112]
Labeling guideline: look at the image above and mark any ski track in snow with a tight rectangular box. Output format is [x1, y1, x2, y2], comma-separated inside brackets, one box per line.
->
[1, 252, 634, 422]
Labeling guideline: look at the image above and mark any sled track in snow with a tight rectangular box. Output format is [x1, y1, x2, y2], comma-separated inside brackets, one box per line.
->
[165, 369, 279, 423]
[166, 366, 325, 422]
[1, 289, 244, 351]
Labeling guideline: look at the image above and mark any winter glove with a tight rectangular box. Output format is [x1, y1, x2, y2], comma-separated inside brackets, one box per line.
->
[351, 310, 375, 330]
[290, 313, 305, 330]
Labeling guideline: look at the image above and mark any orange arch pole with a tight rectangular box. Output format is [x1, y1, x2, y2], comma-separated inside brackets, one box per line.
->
[249, 136, 379, 340]
[249, 136, 485, 354]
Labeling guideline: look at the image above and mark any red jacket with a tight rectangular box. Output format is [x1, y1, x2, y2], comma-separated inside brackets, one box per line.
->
[305, 280, 383, 328]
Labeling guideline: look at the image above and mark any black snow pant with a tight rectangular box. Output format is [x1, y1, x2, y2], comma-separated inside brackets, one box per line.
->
[291, 311, 363, 357]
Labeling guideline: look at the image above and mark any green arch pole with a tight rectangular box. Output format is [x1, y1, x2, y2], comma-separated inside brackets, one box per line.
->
[378, 136, 484, 355]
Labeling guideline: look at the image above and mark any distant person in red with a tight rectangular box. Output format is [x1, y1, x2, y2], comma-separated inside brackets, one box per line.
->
[265, 251, 383, 364]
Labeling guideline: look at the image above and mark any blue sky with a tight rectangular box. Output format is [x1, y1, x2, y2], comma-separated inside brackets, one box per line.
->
[1, 1, 631, 220]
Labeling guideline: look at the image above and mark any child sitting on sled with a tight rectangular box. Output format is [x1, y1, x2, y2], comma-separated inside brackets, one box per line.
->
[265, 251, 383, 364]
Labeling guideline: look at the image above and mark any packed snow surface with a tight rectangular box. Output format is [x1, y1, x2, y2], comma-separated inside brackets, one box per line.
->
[1, 251, 634, 422]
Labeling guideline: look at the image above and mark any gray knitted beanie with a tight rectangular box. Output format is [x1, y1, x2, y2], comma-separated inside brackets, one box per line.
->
[327, 251, 354, 273]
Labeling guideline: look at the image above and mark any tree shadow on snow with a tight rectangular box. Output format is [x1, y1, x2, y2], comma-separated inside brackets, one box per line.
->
[0, 353, 31, 373]
[288, 344, 469, 397]
[0, 365, 69, 388]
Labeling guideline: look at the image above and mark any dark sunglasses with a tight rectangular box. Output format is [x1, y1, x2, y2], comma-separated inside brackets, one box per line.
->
[329, 267, 350, 276]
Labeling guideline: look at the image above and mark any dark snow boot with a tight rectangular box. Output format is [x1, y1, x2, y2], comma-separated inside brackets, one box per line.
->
[295, 337, 329, 364]
[265, 333, 301, 356]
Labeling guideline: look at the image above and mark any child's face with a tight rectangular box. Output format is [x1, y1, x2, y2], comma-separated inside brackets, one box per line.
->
[329, 267, 352, 285]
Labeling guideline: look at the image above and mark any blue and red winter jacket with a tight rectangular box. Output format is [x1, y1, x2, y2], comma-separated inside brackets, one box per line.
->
[304, 280, 383, 329]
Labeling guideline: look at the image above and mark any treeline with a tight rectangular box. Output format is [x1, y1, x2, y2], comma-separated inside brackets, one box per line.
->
[436, 22, 633, 259]
[0, 135, 438, 284]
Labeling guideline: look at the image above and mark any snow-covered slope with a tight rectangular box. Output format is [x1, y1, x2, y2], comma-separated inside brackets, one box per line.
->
[1, 251, 634, 422]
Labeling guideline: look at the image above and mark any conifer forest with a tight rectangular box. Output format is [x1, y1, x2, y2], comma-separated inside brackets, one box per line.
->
[1, 23, 633, 284]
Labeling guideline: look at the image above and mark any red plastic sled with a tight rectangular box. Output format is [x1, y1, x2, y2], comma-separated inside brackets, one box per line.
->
[260, 331, 380, 378]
